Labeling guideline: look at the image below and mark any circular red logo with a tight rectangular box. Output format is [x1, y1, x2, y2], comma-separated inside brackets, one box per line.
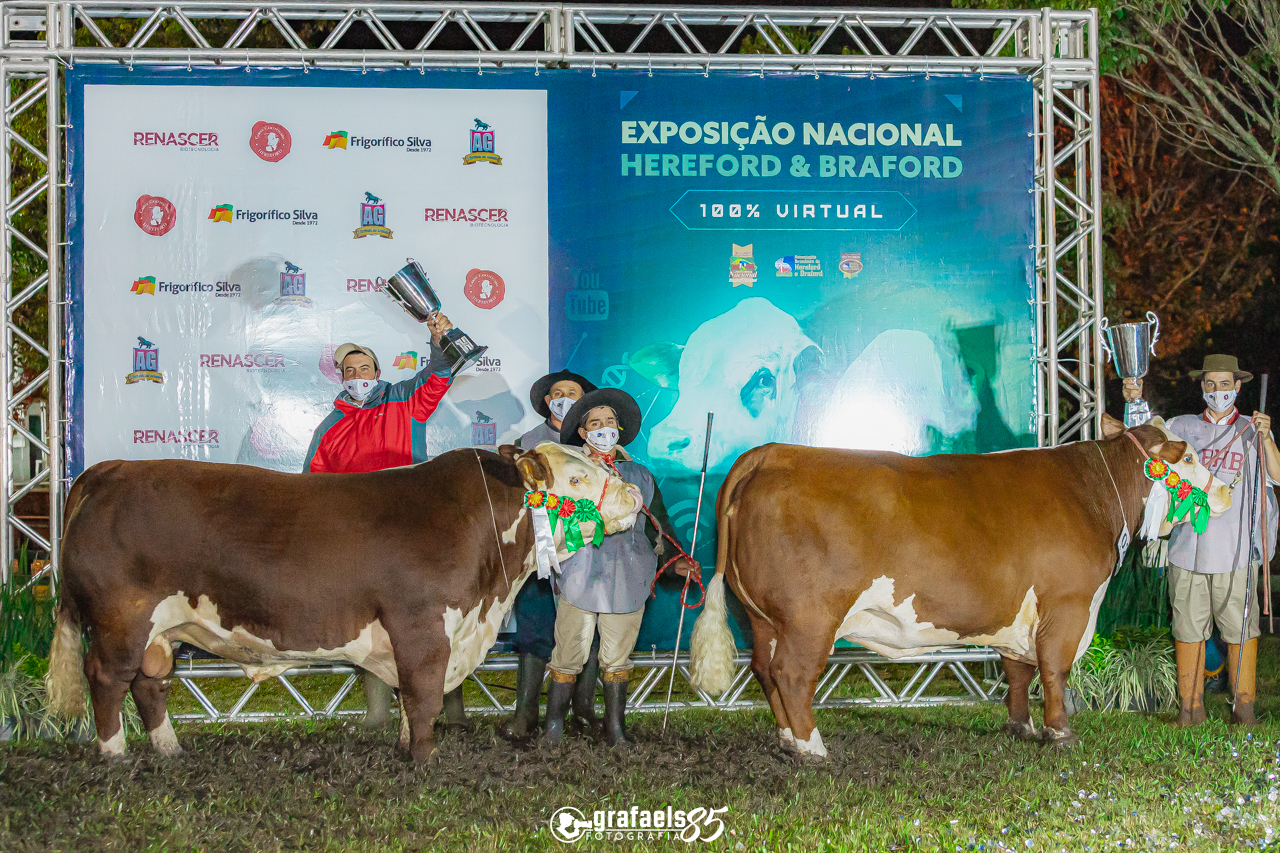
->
[464, 268, 505, 309]
[249, 121, 292, 162]
[133, 194, 176, 236]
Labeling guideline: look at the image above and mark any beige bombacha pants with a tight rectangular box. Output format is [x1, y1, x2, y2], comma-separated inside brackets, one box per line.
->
[1168, 563, 1261, 644]
[549, 601, 644, 677]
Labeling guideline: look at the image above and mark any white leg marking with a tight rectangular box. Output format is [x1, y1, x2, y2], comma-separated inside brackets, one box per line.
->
[399, 700, 410, 750]
[778, 727, 797, 752]
[794, 727, 828, 758]
[149, 714, 181, 756]
[98, 714, 127, 757]
[769, 638, 777, 661]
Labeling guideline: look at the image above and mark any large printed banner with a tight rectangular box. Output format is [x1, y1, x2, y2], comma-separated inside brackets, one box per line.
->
[68, 69, 1034, 649]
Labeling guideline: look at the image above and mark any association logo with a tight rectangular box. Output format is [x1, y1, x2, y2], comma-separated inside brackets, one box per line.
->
[775, 255, 823, 278]
[463, 118, 502, 166]
[464, 268, 505, 309]
[730, 244, 756, 288]
[207, 204, 317, 226]
[134, 195, 177, 236]
[325, 130, 432, 152]
[471, 410, 498, 445]
[128, 275, 239, 298]
[393, 351, 418, 370]
[126, 336, 164, 385]
[354, 192, 393, 239]
[276, 261, 312, 307]
[133, 131, 219, 151]
[249, 120, 292, 162]
[839, 252, 864, 278]
[323, 131, 348, 149]
[131, 276, 157, 295]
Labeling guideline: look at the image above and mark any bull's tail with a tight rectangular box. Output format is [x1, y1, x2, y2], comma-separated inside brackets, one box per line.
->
[46, 597, 87, 718]
[690, 448, 767, 696]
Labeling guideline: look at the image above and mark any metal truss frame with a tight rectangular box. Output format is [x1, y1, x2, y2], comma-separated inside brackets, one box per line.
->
[170, 648, 1006, 723]
[0, 3, 1097, 715]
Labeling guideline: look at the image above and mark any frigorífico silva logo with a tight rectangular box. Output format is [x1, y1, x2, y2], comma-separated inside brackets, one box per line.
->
[325, 130, 432, 153]
[130, 275, 240, 298]
[393, 351, 418, 370]
[276, 261, 313, 307]
[463, 118, 502, 165]
[354, 192, 393, 239]
[249, 121, 292, 162]
[207, 204, 318, 226]
[134, 195, 177, 236]
[126, 336, 163, 385]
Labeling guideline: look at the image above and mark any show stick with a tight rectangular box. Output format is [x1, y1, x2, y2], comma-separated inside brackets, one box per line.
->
[1237, 374, 1268, 709]
[662, 411, 714, 732]
[1260, 376, 1271, 632]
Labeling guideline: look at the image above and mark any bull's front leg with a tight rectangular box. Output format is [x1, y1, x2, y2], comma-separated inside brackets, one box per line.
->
[385, 616, 451, 765]
[1035, 607, 1088, 748]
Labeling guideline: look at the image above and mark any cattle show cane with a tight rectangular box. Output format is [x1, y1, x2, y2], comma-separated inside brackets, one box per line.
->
[1236, 373, 1269, 712]
[662, 411, 714, 732]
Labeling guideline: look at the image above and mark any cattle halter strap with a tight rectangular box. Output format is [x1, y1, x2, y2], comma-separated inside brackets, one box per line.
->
[473, 450, 511, 592]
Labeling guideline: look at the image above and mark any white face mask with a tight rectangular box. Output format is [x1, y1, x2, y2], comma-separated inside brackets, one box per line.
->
[585, 426, 619, 453]
[548, 397, 575, 422]
[344, 378, 377, 403]
[1204, 389, 1237, 413]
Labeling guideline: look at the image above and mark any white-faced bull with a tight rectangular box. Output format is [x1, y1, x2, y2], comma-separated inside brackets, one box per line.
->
[46, 443, 642, 764]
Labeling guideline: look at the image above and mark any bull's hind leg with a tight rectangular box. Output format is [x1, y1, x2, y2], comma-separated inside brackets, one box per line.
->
[770, 629, 834, 760]
[749, 619, 795, 752]
[130, 671, 180, 756]
[1000, 656, 1037, 740]
[84, 644, 133, 758]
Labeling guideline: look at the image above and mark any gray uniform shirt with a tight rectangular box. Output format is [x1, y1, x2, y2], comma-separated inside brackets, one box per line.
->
[1167, 412, 1278, 574]
[518, 420, 560, 449]
[556, 459, 659, 614]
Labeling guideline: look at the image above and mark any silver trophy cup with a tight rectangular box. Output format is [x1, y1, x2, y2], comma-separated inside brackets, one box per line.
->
[1101, 311, 1160, 427]
[385, 258, 488, 376]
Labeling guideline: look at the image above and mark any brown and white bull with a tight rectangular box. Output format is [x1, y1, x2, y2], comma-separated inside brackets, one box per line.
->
[688, 417, 1231, 757]
[46, 443, 642, 764]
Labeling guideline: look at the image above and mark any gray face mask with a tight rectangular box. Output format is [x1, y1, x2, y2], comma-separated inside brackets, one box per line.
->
[1203, 389, 1237, 414]
[548, 396, 575, 421]
[343, 378, 377, 403]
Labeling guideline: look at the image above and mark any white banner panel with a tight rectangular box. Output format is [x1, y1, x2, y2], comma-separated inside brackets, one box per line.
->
[79, 83, 548, 472]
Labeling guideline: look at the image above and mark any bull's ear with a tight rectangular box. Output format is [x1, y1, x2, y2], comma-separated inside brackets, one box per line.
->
[629, 342, 683, 388]
[793, 344, 824, 380]
[1101, 413, 1125, 439]
[1154, 439, 1189, 464]
[515, 450, 554, 490]
[497, 444, 520, 462]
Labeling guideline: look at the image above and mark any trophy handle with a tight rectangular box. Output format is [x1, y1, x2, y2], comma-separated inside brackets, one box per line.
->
[1146, 311, 1160, 357]
[1099, 316, 1112, 363]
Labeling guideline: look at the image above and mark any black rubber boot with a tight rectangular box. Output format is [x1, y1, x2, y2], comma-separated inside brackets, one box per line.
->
[499, 654, 548, 740]
[542, 677, 575, 744]
[570, 642, 601, 736]
[442, 685, 468, 729]
[602, 676, 632, 749]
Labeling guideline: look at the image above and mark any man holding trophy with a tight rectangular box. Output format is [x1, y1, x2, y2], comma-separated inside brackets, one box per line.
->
[1121, 351, 1279, 727]
[303, 258, 489, 728]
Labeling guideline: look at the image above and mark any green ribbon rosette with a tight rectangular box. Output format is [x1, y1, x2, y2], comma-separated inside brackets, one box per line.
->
[1165, 486, 1210, 535]
[524, 491, 606, 556]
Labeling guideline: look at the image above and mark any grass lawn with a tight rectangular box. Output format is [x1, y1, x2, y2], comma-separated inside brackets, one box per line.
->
[4, 638, 1280, 852]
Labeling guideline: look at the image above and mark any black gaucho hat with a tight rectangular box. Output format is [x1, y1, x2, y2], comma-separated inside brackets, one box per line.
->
[529, 370, 598, 419]
[559, 389, 642, 447]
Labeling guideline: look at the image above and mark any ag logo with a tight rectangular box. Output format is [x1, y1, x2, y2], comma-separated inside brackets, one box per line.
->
[354, 191, 393, 239]
[249, 121, 292, 162]
[134, 194, 177, 236]
[463, 118, 502, 165]
[549, 807, 590, 843]
[126, 336, 163, 385]
[464, 268, 505, 309]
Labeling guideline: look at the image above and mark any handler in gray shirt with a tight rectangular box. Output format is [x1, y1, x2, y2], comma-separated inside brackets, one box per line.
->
[1125, 353, 1279, 727]
[543, 388, 694, 748]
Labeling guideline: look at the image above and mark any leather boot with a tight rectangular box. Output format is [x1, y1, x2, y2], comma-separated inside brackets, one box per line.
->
[499, 654, 547, 740]
[361, 671, 393, 729]
[1228, 638, 1258, 725]
[442, 685, 468, 728]
[570, 642, 601, 736]
[543, 672, 576, 744]
[602, 671, 632, 749]
[1174, 640, 1207, 726]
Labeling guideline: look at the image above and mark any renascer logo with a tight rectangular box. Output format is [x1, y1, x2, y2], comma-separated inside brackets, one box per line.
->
[133, 131, 219, 151]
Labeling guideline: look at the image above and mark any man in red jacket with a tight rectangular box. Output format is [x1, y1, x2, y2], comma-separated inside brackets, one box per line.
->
[304, 312, 463, 727]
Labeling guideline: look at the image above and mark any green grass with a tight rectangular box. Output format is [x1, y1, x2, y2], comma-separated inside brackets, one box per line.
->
[4, 638, 1280, 851]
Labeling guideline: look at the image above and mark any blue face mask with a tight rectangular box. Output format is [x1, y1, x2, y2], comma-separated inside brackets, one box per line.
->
[1204, 389, 1237, 414]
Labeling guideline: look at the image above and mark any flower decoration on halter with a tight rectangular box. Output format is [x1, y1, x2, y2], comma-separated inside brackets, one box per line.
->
[1143, 458, 1210, 535]
[524, 490, 605, 554]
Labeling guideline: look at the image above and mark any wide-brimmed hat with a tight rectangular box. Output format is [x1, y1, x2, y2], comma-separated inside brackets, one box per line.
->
[334, 343, 379, 372]
[1189, 354, 1252, 383]
[559, 389, 642, 447]
[529, 370, 598, 419]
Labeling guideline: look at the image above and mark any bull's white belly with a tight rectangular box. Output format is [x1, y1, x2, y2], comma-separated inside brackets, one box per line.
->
[149, 593, 399, 684]
[834, 576, 1041, 664]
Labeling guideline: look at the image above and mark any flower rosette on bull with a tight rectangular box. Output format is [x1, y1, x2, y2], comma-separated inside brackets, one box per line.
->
[1143, 460, 1211, 535]
[524, 490, 606, 555]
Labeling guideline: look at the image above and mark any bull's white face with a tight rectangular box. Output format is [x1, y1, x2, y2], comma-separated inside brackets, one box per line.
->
[648, 297, 819, 473]
[1148, 417, 1233, 516]
[530, 442, 642, 534]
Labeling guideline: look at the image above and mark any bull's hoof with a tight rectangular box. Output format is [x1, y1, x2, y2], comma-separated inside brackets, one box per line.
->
[1041, 726, 1078, 748]
[1001, 719, 1037, 740]
[410, 743, 440, 766]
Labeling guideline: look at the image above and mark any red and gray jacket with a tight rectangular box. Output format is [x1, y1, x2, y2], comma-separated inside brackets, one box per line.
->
[303, 344, 452, 474]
